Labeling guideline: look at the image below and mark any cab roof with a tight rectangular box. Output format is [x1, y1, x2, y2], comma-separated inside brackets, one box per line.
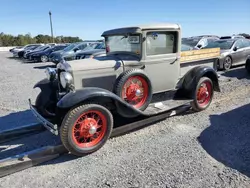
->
[101, 23, 181, 36]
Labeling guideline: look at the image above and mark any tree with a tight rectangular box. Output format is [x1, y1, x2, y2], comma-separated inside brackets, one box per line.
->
[0, 32, 84, 46]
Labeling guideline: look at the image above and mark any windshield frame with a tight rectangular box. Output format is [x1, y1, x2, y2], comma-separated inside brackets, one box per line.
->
[104, 34, 142, 58]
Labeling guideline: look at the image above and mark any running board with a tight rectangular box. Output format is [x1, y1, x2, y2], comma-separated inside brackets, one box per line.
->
[143, 99, 192, 115]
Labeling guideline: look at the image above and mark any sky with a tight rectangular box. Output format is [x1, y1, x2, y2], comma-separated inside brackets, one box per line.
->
[0, 0, 249, 40]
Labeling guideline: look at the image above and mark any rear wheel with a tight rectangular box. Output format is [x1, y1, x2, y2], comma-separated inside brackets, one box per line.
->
[245, 59, 250, 74]
[191, 77, 214, 112]
[60, 104, 113, 156]
[41, 55, 48, 63]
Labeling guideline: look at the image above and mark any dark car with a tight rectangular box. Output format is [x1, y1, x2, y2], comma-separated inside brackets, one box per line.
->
[70, 42, 106, 60]
[17, 44, 43, 58]
[30, 44, 68, 62]
[49, 41, 99, 64]
[24, 45, 52, 61]
[203, 38, 250, 70]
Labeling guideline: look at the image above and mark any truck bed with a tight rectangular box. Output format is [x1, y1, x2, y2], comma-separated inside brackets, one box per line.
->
[180, 48, 220, 77]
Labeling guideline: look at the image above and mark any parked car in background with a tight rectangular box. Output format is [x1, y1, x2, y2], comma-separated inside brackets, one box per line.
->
[181, 44, 195, 51]
[182, 36, 219, 49]
[18, 44, 44, 58]
[49, 41, 99, 64]
[9, 46, 23, 53]
[24, 45, 52, 61]
[29, 44, 69, 62]
[12, 44, 43, 57]
[220, 35, 245, 39]
[63, 42, 102, 61]
[70, 42, 106, 60]
[203, 38, 250, 70]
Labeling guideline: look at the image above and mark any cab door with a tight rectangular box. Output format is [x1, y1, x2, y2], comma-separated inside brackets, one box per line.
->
[231, 39, 245, 64]
[143, 30, 180, 93]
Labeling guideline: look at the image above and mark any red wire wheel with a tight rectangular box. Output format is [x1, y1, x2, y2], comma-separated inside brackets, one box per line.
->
[191, 77, 214, 111]
[114, 69, 152, 111]
[121, 76, 149, 109]
[72, 110, 107, 148]
[196, 81, 212, 107]
[60, 104, 113, 156]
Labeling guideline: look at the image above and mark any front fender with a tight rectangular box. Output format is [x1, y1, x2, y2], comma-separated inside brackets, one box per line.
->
[181, 65, 220, 93]
[57, 87, 143, 118]
[34, 78, 58, 91]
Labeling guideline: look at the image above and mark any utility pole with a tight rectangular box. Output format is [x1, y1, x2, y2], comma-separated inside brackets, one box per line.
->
[49, 11, 54, 43]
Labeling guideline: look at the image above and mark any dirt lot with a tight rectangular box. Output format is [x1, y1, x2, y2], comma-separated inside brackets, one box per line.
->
[1, 52, 250, 188]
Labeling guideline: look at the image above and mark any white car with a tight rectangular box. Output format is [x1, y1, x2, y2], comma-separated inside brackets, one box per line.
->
[12, 44, 44, 57]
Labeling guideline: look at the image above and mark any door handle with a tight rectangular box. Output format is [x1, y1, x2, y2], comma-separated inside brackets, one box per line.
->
[170, 58, 179, 64]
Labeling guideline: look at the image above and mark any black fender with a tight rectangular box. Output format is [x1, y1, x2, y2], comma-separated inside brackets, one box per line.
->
[33, 78, 58, 105]
[56, 87, 144, 118]
[180, 65, 220, 94]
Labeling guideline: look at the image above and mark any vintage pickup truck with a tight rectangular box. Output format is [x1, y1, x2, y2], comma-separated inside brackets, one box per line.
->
[29, 23, 221, 156]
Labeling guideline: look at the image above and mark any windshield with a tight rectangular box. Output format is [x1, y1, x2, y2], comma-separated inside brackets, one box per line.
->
[63, 43, 76, 52]
[182, 38, 200, 47]
[203, 40, 234, 50]
[83, 43, 98, 51]
[106, 34, 141, 55]
[95, 43, 105, 49]
[38, 45, 49, 51]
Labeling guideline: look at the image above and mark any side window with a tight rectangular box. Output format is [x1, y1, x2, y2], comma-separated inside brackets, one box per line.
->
[78, 44, 87, 50]
[242, 39, 250, 47]
[146, 31, 177, 56]
[235, 40, 244, 49]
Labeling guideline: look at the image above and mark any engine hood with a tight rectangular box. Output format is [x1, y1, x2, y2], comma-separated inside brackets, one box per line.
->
[66, 54, 140, 71]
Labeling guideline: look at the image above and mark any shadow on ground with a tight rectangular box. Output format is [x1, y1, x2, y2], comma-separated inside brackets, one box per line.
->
[221, 66, 250, 80]
[0, 110, 60, 160]
[0, 110, 37, 132]
[198, 103, 250, 177]
[0, 105, 192, 166]
[33, 64, 56, 69]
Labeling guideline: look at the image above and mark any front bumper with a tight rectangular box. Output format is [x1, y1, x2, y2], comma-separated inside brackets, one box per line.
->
[29, 99, 58, 135]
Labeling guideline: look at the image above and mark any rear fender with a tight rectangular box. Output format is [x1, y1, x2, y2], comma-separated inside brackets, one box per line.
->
[180, 65, 220, 93]
[57, 87, 143, 118]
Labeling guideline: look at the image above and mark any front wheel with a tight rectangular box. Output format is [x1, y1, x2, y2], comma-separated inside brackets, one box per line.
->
[60, 104, 113, 156]
[41, 55, 48, 63]
[191, 77, 214, 112]
[223, 56, 232, 71]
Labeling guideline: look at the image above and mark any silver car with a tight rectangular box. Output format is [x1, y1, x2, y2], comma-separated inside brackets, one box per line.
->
[204, 38, 250, 70]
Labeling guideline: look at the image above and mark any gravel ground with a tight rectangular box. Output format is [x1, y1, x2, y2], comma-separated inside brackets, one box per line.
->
[1, 52, 250, 188]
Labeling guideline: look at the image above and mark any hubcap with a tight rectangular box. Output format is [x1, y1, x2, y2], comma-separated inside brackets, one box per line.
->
[197, 81, 212, 107]
[122, 76, 149, 109]
[224, 57, 231, 69]
[72, 111, 107, 148]
[41, 56, 48, 62]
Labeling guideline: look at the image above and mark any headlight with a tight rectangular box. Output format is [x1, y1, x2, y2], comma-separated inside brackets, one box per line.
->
[45, 67, 57, 81]
[60, 72, 73, 88]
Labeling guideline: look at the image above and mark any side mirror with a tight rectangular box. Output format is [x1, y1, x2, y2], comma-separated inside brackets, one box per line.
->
[233, 46, 238, 51]
[74, 48, 79, 52]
